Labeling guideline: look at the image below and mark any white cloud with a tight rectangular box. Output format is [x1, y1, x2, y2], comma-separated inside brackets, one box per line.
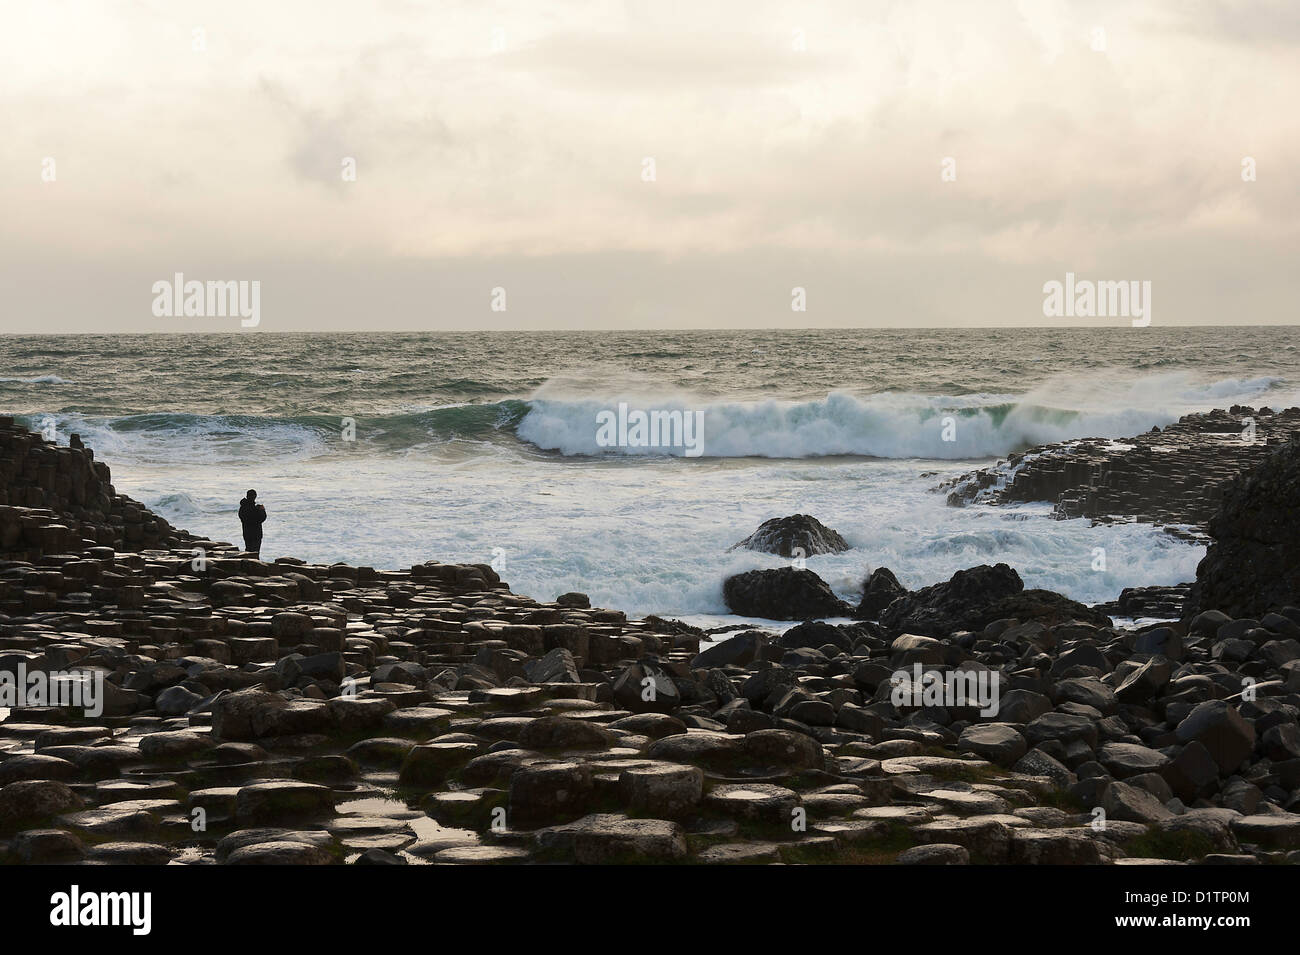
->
[1, 0, 1296, 330]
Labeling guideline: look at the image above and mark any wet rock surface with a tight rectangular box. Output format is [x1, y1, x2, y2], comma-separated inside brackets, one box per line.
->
[2, 418, 1299, 865]
[729, 514, 850, 558]
[722, 567, 851, 620]
[941, 407, 1300, 534]
[876, 563, 1111, 633]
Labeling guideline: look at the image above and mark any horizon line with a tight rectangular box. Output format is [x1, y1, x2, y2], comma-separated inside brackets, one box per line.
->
[3, 322, 1298, 337]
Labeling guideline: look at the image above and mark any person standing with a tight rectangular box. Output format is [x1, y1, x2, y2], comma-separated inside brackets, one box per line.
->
[238, 489, 266, 555]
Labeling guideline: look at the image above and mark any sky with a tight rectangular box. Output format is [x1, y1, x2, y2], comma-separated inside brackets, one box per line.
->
[1, 0, 1297, 332]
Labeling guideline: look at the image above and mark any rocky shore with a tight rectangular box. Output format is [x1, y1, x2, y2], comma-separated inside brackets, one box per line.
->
[941, 406, 1300, 534]
[2, 417, 1300, 865]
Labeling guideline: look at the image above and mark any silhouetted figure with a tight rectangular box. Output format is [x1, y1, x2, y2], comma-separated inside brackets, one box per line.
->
[239, 489, 266, 555]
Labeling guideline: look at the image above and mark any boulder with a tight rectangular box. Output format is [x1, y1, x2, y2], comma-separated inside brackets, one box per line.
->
[881, 564, 1025, 636]
[957, 723, 1027, 767]
[211, 688, 289, 741]
[729, 514, 849, 558]
[1102, 781, 1174, 824]
[691, 631, 767, 669]
[517, 716, 614, 751]
[1174, 700, 1256, 775]
[858, 567, 908, 618]
[0, 780, 83, 828]
[722, 568, 851, 620]
[612, 661, 681, 714]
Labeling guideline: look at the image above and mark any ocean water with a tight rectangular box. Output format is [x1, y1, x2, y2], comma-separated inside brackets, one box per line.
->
[3, 327, 1298, 621]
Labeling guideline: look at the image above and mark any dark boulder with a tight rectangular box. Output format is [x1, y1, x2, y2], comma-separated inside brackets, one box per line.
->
[879, 564, 1110, 636]
[858, 567, 908, 618]
[690, 631, 767, 669]
[777, 620, 853, 653]
[974, 590, 1112, 631]
[722, 568, 851, 620]
[879, 564, 1023, 636]
[729, 514, 849, 558]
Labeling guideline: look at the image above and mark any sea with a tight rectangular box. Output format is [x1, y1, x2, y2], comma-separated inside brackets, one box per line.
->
[3, 326, 1298, 626]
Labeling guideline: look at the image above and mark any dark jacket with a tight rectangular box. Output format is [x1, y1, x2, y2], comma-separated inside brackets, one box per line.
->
[239, 499, 266, 534]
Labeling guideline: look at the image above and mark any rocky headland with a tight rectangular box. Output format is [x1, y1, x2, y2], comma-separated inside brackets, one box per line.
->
[2, 417, 1300, 865]
[941, 406, 1300, 535]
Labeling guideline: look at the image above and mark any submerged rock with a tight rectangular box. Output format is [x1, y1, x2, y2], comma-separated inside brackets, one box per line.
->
[729, 514, 850, 558]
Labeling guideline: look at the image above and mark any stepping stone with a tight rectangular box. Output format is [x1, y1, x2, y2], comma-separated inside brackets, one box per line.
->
[336, 831, 417, 852]
[398, 742, 481, 785]
[851, 805, 934, 824]
[0, 754, 79, 784]
[957, 724, 1027, 767]
[474, 718, 534, 742]
[916, 788, 1011, 815]
[897, 844, 970, 865]
[517, 716, 614, 751]
[508, 761, 593, 824]
[812, 819, 890, 843]
[138, 730, 213, 759]
[56, 806, 160, 839]
[425, 789, 505, 829]
[618, 763, 703, 817]
[406, 829, 481, 857]
[9, 828, 85, 863]
[880, 755, 993, 776]
[382, 707, 455, 736]
[1098, 742, 1170, 779]
[704, 784, 802, 827]
[34, 726, 112, 749]
[801, 792, 871, 816]
[467, 688, 546, 709]
[695, 842, 782, 864]
[345, 737, 415, 766]
[565, 814, 687, 864]
[1231, 815, 1300, 849]
[215, 827, 335, 862]
[646, 732, 745, 771]
[1102, 781, 1174, 824]
[434, 845, 531, 865]
[87, 842, 173, 865]
[1009, 828, 1104, 864]
[234, 780, 335, 823]
[0, 780, 83, 825]
[96, 779, 183, 803]
[912, 815, 1030, 863]
[225, 841, 338, 865]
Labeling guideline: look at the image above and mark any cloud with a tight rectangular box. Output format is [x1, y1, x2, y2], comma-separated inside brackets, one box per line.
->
[0, 0, 1296, 330]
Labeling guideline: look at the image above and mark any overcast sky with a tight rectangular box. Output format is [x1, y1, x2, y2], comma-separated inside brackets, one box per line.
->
[2, 0, 1297, 332]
